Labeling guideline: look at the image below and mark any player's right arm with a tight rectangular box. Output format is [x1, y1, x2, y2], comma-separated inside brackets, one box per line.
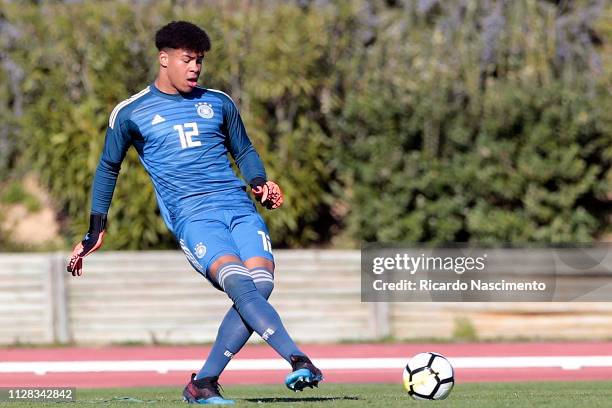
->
[67, 116, 133, 276]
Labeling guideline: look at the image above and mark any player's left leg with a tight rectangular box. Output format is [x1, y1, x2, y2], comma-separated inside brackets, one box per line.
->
[184, 210, 322, 391]
[198, 211, 323, 391]
[208, 255, 307, 365]
[195, 256, 274, 379]
[197, 209, 278, 379]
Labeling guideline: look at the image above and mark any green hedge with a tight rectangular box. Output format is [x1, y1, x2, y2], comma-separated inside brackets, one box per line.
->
[0, 0, 609, 249]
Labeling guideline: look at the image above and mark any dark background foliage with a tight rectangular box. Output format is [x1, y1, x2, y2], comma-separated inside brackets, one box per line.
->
[0, 0, 609, 249]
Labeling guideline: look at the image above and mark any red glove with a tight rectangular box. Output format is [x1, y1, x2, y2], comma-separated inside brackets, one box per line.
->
[252, 180, 284, 209]
[67, 214, 106, 276]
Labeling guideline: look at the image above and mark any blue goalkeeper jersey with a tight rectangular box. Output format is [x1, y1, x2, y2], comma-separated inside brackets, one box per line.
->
[91, 84, 266, 235]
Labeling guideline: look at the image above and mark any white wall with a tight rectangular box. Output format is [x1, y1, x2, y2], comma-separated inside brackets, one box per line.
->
[1, 250, 612, 345]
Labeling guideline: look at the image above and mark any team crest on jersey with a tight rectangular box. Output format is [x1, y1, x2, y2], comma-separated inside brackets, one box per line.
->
[196, 102, 214, 119]
[194, 242, 207, 259]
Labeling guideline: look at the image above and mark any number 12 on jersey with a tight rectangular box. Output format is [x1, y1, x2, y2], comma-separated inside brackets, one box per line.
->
[174, 122, 201, 148]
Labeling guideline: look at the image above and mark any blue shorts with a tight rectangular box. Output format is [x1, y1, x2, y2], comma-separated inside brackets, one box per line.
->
[178, 208, 274, 285]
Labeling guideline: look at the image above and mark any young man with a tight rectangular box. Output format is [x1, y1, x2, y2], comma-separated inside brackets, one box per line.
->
[67, 21, 322, 405]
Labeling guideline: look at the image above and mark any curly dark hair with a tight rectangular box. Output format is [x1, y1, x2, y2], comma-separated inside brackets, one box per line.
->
[155, 21, 211, 53]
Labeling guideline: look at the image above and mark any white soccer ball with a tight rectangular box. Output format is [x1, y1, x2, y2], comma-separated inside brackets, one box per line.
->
[402, 352, 454, 400]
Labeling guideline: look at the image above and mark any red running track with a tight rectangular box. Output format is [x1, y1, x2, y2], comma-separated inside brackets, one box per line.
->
[1, 343, 611, 388]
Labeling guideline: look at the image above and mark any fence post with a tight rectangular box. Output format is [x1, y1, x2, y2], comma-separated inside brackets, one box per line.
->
[49, 252, 70, 344]
[370, 302, 391, 339]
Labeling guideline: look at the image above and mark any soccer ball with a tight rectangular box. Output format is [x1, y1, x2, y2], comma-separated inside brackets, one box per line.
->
[402, 352, 454, 400]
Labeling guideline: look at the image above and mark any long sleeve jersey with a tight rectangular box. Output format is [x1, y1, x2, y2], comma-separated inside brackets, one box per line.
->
[91, 84, 266, 235]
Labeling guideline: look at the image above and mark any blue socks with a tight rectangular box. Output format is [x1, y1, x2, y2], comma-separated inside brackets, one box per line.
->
[197, 267, 274, 379]
[197, 263, 303, 379]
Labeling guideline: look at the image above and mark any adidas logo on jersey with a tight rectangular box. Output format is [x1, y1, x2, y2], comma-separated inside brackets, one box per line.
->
[151, 114, 165, 125]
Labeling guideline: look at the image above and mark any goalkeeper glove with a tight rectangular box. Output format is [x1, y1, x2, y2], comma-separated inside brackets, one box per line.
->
[251, 180, 284, 209]
[67, 213, 106, 276]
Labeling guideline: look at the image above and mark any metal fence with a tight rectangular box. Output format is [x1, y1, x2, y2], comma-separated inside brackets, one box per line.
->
[1, 250, 612, 345]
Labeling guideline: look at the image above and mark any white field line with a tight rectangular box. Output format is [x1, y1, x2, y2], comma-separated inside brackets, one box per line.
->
[1, 356, 612, 375]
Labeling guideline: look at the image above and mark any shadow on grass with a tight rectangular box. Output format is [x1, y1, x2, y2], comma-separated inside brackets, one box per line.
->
[98, 397, 159, 403]
[243, 396, 361, 403]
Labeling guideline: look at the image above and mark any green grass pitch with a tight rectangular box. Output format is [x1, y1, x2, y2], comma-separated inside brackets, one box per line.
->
[6, 382, 612, 407]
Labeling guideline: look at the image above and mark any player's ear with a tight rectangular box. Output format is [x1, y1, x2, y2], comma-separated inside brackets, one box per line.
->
[159, 50, 169, 68]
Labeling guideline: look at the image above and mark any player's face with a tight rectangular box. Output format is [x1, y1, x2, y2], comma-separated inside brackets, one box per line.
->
[161, 49, 204, 93]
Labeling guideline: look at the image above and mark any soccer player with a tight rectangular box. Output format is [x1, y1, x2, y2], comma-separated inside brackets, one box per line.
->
[67, 21, 322, 405]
